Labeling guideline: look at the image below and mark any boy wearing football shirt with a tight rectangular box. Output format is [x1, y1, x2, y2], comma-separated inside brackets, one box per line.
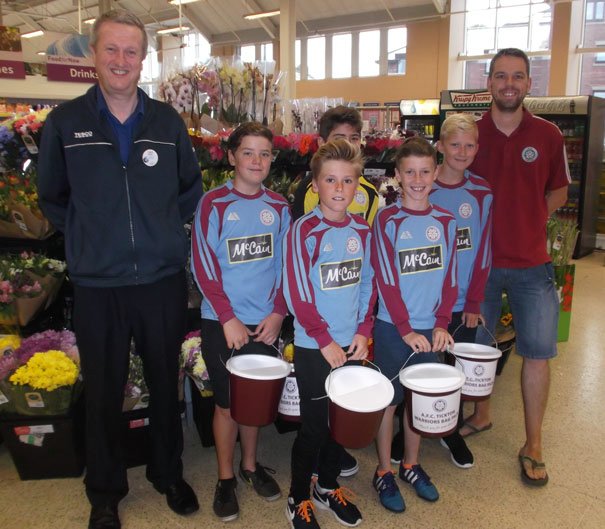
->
[371, 138, 457, 513]
[284, 140, 376, 529]
[191, 122, 291, 522]
[431, 113, 493, 468]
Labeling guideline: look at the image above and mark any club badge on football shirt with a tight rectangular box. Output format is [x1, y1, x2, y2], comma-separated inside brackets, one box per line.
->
[521, 146, 538, 163]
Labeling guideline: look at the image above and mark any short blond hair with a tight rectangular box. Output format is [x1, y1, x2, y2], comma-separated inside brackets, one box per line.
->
[440, 113, 478, 141]
[310, 139, 364, 180]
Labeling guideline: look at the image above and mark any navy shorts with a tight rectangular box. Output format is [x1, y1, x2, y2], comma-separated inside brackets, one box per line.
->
[477, 263, 559, 360]
[373, 319, 439, 406]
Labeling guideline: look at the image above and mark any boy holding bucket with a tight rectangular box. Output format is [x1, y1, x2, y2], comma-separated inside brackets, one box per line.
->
[430, 113, 493, 468]
[191, 122, 291, 521]
[371, 137, 457, 513]
[283, 139, 376, 529]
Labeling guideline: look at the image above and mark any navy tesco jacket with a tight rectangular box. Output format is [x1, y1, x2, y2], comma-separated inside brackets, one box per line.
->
[38, 86, 202, 287]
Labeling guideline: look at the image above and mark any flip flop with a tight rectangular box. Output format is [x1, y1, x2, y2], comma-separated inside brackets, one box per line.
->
[460, 421, 493, 438]
[518, 455, 549, 487]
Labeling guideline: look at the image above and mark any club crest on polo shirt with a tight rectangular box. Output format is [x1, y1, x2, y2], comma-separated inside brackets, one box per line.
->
[456, 227, 472, 251]
[319, 258, 362, 290]
[398, 245, 443, 275]
[227, 233, 273, 264]
[521, 146, 539, 163]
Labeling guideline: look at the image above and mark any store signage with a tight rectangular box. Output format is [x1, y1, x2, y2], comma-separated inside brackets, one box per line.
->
[448, 90, 492, 108]
[45, 33, 97, 83]
[46, 55, 97, 83]
[0, 26, 26, 79]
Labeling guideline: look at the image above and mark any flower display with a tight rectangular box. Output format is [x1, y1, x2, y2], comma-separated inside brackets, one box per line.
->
[9, 350, 78, 391]
[0, 123, 27, 172]
[180, 330, 211, 395]
[363, 136, 405, 163]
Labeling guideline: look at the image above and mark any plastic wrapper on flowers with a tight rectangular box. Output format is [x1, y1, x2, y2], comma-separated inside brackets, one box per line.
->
[123, 342, 149, 411]
[0, 335, 82, 416]
[180, 330, 212, 397]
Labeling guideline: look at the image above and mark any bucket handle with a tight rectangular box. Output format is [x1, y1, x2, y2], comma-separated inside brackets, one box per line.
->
[450, 319, 499, 350]
[393, 349, 466, 382]
[312, 357, 383, 402]
[220, 342, 282, 372]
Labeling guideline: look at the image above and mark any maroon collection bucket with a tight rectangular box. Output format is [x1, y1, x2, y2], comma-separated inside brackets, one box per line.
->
[400, 363, 466, 438]
[227, 354, 292, 427]
[325, 365, 394, 449]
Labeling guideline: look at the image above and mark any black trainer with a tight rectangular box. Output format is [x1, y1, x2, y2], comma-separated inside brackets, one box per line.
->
[312, 483, 362, 527]
[286, 497, 320, 529]
[239, 463, 281, 501]
[440, 432, 474, 469]
[339, 450, 359, 478]
[213, 477, 239, 522]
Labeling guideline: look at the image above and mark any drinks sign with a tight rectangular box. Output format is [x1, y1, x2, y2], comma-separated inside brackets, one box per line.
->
[45, 33, 97, 83]
[0, 26, 26, 79]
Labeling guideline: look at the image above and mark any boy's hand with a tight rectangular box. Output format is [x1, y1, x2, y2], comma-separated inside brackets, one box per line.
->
[346, 334, 369, 361]
[253, 313, 284, 346]
[403, 332, 431, 353]
[320, 341, 348, 369]
[432, 327, 454, 352]
[462, 312, 481, 328]
[223, 318, 254, 350]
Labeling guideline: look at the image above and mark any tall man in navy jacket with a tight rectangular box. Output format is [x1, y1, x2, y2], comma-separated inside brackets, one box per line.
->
[38, 10, 201, 529]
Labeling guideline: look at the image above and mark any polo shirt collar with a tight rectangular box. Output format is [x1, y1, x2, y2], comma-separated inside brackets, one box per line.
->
[96, 85, 145, 121]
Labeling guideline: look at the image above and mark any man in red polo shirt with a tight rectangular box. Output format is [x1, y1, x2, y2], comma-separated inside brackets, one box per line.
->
[465, 48, 569, 486]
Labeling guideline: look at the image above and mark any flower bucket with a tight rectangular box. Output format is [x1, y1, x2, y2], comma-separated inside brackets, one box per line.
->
[450, 343, 502, 401]
[278, 371, 300, 422]
[325, 365, 394, 449]
[227, 354, 291, 426]
[400, 363, 465, 438]
[0, 379, 83, 416]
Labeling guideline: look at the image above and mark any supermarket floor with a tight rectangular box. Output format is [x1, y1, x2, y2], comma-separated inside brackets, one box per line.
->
[1, 251, 604, 529]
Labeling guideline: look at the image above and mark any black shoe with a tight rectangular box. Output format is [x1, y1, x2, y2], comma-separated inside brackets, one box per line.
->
[165, 479, 199, 516]
[286, 497, 320, 529]
[440, 432, 474, 469]
[213, 477, 239, 522]
[239, 462, 281, 501]
[88, 504, 120, 529]
[339, 450, 359, 478]
[312, 482, 362, 527]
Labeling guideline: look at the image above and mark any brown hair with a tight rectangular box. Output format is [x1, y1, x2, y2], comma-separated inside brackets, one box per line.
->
[226, 122, 274, 154]
[318, 106, 363, 141]
[488, 48, 530, 78]
[310, 139, 364, 180]
[395, 137, 436, 168]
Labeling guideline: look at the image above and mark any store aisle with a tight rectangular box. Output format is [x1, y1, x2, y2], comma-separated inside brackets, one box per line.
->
[1, 252, 603, 529]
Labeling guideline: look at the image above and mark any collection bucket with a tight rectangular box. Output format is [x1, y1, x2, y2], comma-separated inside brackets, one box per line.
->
[450, 343, 502, 401]
[399, 363, 465, 438]
[325, 365, 394, 449]
[227, 354, 291, 427]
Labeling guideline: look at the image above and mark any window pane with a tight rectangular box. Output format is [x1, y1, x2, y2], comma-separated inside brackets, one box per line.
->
[464, 60, 490, 89]
[498, 26, 528, 50]
[387, 27, 407, 75]
[240, 45, 255, 63]
[261, 43, 273, 61]
[307, 37, 325, 80]
[466, 27, 495, 55]
[295, 40, 301, 81]
[527, 56, 550, 96]
[359, 30, 380, 77]
[529, 4, 552, 50]
[332, 33, 352, 78]
[580, 53, 605, 95]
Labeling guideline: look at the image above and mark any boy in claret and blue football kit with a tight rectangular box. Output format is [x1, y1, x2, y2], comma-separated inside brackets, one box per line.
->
[371, 137, 457, 514]
[191, 122, 291, 522]
[283, 139, 376, 529]
[431, 113, 493, 468]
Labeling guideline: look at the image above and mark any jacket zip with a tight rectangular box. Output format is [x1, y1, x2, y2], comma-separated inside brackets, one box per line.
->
[123, 165, 139, 282]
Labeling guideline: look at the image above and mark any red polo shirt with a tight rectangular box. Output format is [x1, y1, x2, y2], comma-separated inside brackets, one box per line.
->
[470, 108, 570, 268]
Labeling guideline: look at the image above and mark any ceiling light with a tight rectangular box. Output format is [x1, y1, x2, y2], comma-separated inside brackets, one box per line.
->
[243, 10, 280, 20]
[169, 0, 202, 5]
[156, 26, 191, 35]
[84, 18, 95, 25]
[37, 50, 46, 56]
[22, 30, 44, 38]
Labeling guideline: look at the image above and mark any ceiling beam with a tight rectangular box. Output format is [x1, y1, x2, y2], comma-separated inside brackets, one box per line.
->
[241, 0, 277, 40]
[432, 0, 447, 14]
[181, 5, 215, 40]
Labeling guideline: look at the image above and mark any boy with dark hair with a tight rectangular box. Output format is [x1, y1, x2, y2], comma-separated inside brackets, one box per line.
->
[191, 122, 291, 521]
[371, 137, 457, 513]
[292, 105, 379, 228]
[284, 139, 376, 529]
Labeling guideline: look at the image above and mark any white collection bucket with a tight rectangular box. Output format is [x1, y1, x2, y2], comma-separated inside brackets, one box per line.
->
[399, 363, 466, 437]
[278, 373, 300, 422]
[451, 343, 502, 401]
[226, 354, 292, 427]
[325, 365, 394, 449]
